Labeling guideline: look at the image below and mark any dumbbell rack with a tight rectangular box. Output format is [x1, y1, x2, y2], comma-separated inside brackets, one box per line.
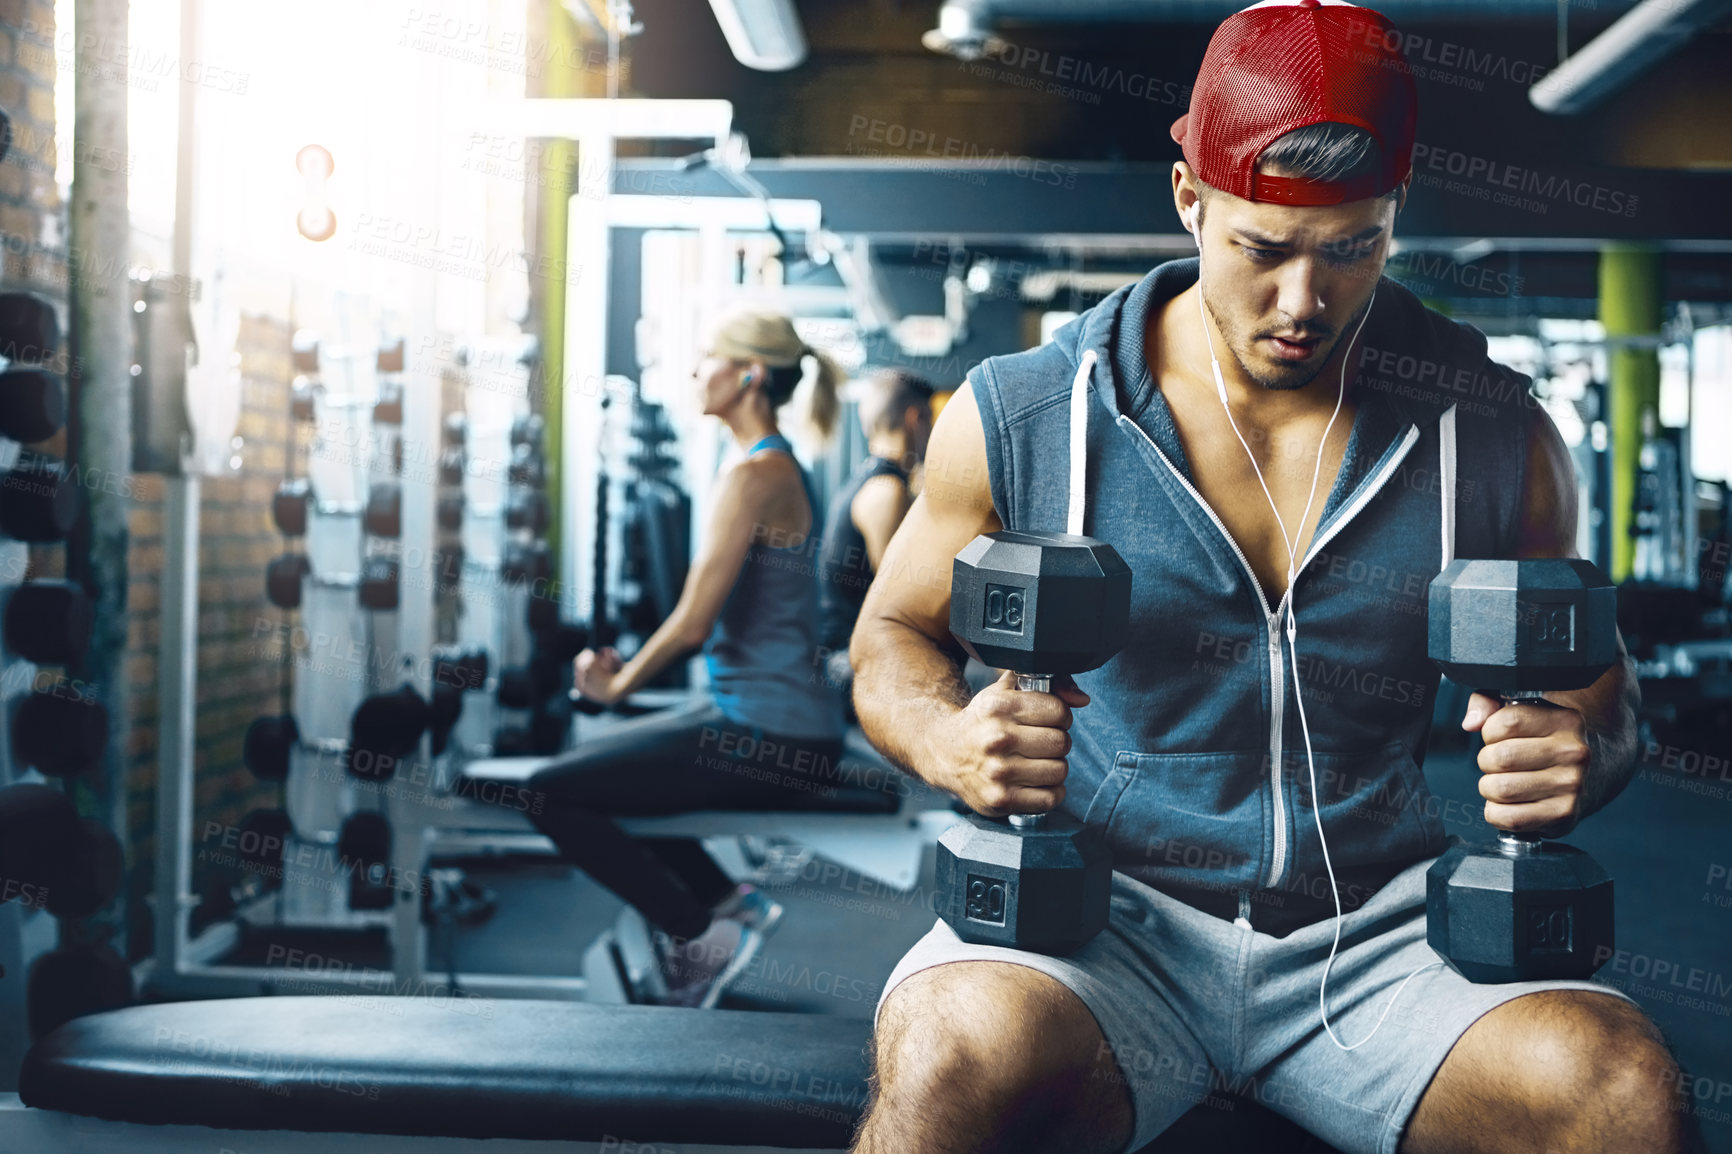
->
[447, 338, 531, 757]
[147, 302, 440, 1000]
[0, 291, 119, 1076]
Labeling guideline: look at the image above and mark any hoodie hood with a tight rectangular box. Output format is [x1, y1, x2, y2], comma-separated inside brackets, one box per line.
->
[1040, 256, 1535, 461]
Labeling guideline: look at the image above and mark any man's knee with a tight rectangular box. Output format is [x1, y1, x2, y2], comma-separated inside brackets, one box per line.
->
[1519, 994, 1686, 1149]
[872, 962, 1123, 1123]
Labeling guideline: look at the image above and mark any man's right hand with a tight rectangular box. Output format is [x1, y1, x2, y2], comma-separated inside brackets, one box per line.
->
[934, 669, 1090, 817]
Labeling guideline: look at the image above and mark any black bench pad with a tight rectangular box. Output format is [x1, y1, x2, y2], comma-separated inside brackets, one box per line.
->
[20, 998, 871, 1148]
[459, 756, 902, 816]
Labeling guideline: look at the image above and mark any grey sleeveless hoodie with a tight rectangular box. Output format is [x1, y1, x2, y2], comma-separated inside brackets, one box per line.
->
[967, 257, 1539, 925]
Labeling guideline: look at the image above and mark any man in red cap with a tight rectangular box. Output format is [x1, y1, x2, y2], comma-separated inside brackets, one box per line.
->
[848, 2, 1691, 1151]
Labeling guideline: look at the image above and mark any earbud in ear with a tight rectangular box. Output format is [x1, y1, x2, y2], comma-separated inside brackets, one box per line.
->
[1188, 206, 1202, 246]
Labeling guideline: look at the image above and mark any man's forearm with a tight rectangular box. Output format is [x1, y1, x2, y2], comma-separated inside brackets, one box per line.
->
[851, 619, 973, 790]
[1554, 651, 1641, 819]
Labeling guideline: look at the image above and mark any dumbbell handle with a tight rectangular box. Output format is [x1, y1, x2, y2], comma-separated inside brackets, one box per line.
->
[1485, 689, 1559, 856]
[1008, 672, 1054, 830]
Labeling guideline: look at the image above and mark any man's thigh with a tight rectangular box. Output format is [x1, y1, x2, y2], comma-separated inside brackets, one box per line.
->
[1239, 857, 1632, 1154]
[874, 886, 1221, 1153]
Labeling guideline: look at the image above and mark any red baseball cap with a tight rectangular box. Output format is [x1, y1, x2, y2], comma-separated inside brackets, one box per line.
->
[1170, 0, 1418, 206]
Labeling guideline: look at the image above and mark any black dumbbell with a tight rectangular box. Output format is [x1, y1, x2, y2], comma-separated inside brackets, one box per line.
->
[508, 443, 546, 489]
[0, 458, 78, 541]
[13, 679, 110, 777]
[433, 646, 488, 692]
[1426, 558, 1618, 983]
[492, 726, 534, 756]
[0, 783, 82, 910]
[364, 481, 401, 538]
[0, 367, 68, 443]
[337, 811, 394, 910]
[272, 479, 311, 537]
[0, 106, 10, 165]
[348, 684, 430, 781]
[266, 553, 311, 610]
[497, 666, 538, 709]
[0, 292, 60, 364]
[47, 818, 125, 918]
[443, 412, 467, 448]
[243, 714, 299, 782]
[510, 413, 544, 450]
[502, 540, 551, 584]
[530, 692, 573, 754]
[359, 557, 400, 611]
[4, 580, 94, 665]
[430, 681, 463, 755]
[527, 592, 561, 634]
[436, 492, 464, 532]
[27, 945, 133, 1041]
[935, 531, 1131, 954]
[235, 808, 295, 884]
[506, 489, 550, 534]
[536, 621, 590, 665]
[438, 449, 466, 487]
[433, 545, 464, 589]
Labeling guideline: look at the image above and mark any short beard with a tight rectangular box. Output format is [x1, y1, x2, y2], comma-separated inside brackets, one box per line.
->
[1202, 290, 1372, 393]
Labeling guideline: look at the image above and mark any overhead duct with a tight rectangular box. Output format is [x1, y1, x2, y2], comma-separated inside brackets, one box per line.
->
[708, 0, 808, 71]
[1529, 0, 1732, 114]
[922, 0, 1649, 58]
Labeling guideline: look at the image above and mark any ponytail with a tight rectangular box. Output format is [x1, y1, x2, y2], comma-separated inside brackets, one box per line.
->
[799, 346, 844, 443]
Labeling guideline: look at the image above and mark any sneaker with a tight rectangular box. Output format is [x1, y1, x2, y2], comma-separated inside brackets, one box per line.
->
[712, 884, 785, 934]
[657, 890, 785, 1009]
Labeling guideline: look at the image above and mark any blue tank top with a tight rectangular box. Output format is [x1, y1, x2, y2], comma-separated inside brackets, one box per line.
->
[703, 434, 846, 740]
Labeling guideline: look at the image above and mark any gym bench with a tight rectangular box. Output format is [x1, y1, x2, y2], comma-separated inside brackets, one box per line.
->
[8, 996, 1345, 1153]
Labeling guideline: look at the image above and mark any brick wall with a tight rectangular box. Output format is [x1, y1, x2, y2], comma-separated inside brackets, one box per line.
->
[3, 0, 300, 952]
[0, 0, 65, 296]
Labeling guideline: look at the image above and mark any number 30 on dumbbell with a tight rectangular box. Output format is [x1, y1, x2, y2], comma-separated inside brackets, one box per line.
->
[933, 530, 1131, 955]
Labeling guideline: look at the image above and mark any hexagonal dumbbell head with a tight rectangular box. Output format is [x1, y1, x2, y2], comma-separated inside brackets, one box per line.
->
[1428, 558, 1617, 695]
[950, 531, 1132, 676]
[936, 811, 1112, 954]
[1426, 840, 1613, 983]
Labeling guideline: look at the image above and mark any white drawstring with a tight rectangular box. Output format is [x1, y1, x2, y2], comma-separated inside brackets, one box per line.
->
[1067, 349, 1098, 537]
[1439, 404, 1457, 568]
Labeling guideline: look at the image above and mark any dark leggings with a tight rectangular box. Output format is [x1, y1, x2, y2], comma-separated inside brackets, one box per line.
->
[523, 698, 845, 940]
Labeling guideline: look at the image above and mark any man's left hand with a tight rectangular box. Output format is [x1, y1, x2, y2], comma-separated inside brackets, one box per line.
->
[1462, 692, 1591, 836]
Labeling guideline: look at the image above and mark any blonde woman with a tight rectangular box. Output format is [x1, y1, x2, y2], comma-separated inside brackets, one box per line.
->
[526, 308, 846, 1008]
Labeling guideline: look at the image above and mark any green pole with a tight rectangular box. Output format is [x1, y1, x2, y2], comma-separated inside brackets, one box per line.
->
[536, 6, 587, 571]
[1599, 245, 1661, 583]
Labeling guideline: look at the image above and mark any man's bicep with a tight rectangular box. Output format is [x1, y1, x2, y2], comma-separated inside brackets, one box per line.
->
[1511, 406, 1581, 560]
[856, 384, 1001, 641]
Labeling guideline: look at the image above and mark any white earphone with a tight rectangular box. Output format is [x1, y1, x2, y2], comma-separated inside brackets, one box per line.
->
[1191, 196, 1426, 1051]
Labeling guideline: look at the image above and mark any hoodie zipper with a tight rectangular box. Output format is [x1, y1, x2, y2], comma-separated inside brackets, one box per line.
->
[1115, 414, 1289, 883]
[1115, 412, 1423, 888]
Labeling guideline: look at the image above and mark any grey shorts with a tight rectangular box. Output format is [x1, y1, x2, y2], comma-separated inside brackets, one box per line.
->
[875, 855, 1629, 1154]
